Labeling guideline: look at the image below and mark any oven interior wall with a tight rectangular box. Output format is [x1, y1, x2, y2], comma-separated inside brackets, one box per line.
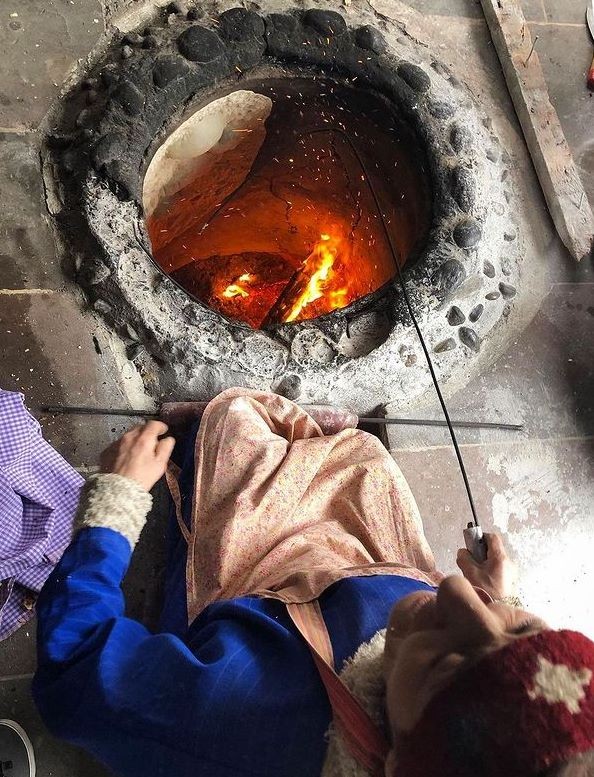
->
[144, 78, 432, 328]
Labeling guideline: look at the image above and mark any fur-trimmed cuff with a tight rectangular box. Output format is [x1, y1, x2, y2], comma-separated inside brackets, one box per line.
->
[498, 594, 524, 608]
[74, 473, 153, 548]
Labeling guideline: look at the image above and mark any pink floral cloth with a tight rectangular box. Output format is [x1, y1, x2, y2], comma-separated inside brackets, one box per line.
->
[169, 389, 440, 624]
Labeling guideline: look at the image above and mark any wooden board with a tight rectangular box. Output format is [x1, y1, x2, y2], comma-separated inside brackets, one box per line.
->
[481, 0, 594, 261]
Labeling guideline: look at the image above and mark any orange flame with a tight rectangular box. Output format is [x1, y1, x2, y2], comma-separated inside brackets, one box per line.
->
[283, 234, 347, 322]
[222, 273, 252, 299]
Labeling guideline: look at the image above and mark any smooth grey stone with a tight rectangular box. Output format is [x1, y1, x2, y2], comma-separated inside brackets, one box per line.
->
[142, 34, 159, 49]
[177, 25, 225, 62]
[459, 326, 480, 352]
[483, 260, 495, 278]
[219, 8, 265, 41]
[397, 62, 431, 93]
[275, 374, 302, 400]
[447, 305, 465, 326]
[428, 99, 455, 119]
[450, 123, 472, 153]
[112, 80, 144, 115]
[432, 258, 467, 293]
[355, 25, 386, 54]
[434, 337, 457, 353]
[153, 54, 189, 87]
[453, 219, 482, 249]
[499, 282, 517, 299]
[451, 166, 476, 212]
[303, 9, 347, 36]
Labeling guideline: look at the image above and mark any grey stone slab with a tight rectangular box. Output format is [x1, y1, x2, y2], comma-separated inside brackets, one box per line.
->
[0, 291, 138, 466]
[40, 413, 131, 472]
[402, 0, 483, 18]
[537, 229, 594, 284]
[394, 436, 594, 637]
[0, 676, 109, 776]
[0, 133, 65, 290]
[401, 0, 544, 20]
[520, 0, 548, 22]
[0, 619, 37, 678]
[0, 0, 104, 130]
[543, 0, 589, 23]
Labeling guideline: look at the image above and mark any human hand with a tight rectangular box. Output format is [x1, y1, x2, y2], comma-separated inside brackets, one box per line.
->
[99, 421, 175, 492]
[456, 532, 518, 600]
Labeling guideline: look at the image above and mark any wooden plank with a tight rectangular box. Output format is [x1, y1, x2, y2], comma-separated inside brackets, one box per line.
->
[480, 0, 594, 261]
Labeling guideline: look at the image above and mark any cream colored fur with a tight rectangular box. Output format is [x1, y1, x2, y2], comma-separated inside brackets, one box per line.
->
[322, 630, 388, 777]
[74, 473, 153, 547]
[321, 596, 524, 776]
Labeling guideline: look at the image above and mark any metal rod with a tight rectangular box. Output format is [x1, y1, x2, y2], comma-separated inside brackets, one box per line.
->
[37, 405, 522, 432]
[38, 405, 158, 418]
[359, 418, 523, 431]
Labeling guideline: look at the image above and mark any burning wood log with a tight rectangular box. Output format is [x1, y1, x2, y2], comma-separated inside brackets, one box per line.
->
[262, 234, 348, 327]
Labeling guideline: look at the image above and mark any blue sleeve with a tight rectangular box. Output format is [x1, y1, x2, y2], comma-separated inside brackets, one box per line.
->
[32, 527, 330, 777]
[33, 529, 204, 767]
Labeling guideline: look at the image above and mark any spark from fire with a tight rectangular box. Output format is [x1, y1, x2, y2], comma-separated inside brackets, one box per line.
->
[283, 233, 348, 323]
[222, 273, 252, 299]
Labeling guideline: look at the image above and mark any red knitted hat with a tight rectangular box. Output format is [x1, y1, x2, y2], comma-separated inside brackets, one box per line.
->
[396, 630, 594, 777]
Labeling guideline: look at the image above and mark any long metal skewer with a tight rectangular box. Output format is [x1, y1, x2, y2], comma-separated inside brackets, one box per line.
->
[359, 417, 522, 431]
[36, 405, 522, 432]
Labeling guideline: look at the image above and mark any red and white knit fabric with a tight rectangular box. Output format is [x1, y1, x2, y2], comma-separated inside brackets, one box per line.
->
[397, 629, 594, 776]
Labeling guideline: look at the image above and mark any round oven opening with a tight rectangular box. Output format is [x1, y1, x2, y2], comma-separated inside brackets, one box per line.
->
[143, 77, 432, 330]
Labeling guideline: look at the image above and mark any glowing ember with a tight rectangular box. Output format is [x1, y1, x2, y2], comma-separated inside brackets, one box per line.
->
[283, 234, 348, 322]
[222, 273, 252, 299]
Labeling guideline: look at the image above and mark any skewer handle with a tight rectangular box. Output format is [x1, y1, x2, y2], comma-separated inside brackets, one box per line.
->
[463, 523, 488, 563]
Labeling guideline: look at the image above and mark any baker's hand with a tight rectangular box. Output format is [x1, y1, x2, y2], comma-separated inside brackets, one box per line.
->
[456, 532, 517, 600]
[99, 421, 175, 492]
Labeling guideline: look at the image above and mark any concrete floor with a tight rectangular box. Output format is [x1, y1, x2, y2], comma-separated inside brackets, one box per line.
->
[0, 0, 593, 774]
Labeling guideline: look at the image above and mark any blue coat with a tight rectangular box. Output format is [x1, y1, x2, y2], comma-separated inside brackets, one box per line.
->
[33, 527, 433, 776]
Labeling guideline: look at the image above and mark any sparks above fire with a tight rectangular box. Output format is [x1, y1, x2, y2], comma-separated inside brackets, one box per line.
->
[144, 78, 431, 330]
